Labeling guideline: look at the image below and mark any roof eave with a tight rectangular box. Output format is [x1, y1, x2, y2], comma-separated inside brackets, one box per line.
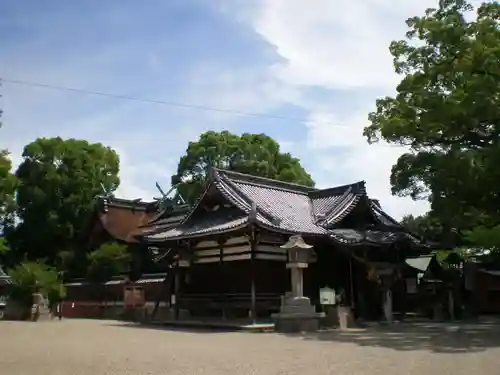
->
[144, 220, 250, 242]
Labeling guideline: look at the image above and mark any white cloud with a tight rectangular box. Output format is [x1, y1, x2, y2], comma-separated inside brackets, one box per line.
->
[245, 0, 443, 90]
[4, 0, 486, 221]
[305, 109, 429, 218]
[220, 0, 486, 218]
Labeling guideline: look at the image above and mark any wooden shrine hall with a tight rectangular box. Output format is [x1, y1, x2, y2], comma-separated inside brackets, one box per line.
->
[140, 168, 425, 322]
[67, 193, 191, 309]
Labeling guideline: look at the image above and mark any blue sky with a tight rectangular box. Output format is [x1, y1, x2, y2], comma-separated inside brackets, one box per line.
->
[2, 0, 478, 218]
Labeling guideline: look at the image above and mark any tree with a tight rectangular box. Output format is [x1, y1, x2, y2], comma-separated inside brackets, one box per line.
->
[172, 131, 315, 203]
[0, 85, 17, 232]
[363, 1, 500, 232]
[7, 260, 66, 308]
[0, 150, 17, 230]
[86, 242, 131, 284]
[401, 213, 443, 242]
[12, 137, 120, 268]
[0, 237, 7, 254]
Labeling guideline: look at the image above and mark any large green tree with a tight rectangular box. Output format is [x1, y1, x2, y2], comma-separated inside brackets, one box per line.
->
[0, 89, 18, 266]
[0, 91, 17, 233]
[0, 150, 17, 231]
[364, 0, 500, 243]
[172, 131, 315, 203]
[12, 137, 120, 269]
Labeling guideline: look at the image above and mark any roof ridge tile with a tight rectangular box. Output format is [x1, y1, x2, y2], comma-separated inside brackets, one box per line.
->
[214, 168, 316, 193]
[309, 181, 366, 198]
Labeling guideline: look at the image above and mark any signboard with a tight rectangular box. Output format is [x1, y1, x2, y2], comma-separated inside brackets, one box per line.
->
[123, 286, 145, 307]
[319, 287, 336, 305]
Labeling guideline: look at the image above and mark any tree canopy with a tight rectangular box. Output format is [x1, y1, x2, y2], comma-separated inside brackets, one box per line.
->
[171, 130, 315, 203]
[86, 242, 131, 284]
[363, 0, 500, 246]
[11, 137, 120, 269]
[0, 150, 17, 231]
[0, 92, 17, 232]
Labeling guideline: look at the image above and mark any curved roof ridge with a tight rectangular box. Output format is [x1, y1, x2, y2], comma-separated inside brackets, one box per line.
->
[369, 200, 403, 228]
[178, 179, 217, 225]
[309, 181, 366, 198]
[322, 188, 362, 226]
[214, 168, 316, 194]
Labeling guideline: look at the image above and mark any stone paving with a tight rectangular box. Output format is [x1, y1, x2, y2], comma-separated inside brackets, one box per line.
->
[0, 319, 498, 375]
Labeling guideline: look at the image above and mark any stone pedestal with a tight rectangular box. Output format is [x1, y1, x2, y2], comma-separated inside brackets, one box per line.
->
[272, 294, 324, 333]
[337, 305, 356, 330]
[30, 293, 51, 321]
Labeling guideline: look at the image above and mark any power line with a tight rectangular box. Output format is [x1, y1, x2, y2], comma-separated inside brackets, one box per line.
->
[1, 77, 407, 149]
[2, 77, 327, 125]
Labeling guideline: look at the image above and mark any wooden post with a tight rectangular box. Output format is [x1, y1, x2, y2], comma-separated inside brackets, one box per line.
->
[174, 260, 180, 320]
[219, 239, 226, 320]
[448, 287, 455, 321]
[250, 227, 257, 323]
[348, 255, 355, 309]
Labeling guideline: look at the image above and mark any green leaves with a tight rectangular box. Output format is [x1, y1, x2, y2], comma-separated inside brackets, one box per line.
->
[86, 242, 131, 283]
[364, 1, 500, 226]
[13, 137, 120, 265]
[0, 149, 17, 228]
[0, 237, 9, 255]
[172, 130, 314, 204]
[7, 261, 66, 307]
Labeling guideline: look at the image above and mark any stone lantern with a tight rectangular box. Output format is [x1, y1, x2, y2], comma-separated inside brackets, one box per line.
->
[272, 235, 324, 332]
[282, 235, 315, 299]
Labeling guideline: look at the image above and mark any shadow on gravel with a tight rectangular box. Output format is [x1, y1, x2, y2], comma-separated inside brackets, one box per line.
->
[294, 321, 500, 353]
[105, 322, 242, 334]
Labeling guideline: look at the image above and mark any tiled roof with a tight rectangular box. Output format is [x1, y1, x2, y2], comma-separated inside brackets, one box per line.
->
[369, 201, 402, 229]
[145, 168, 407, 244]
[95, 196, 189, 243]
[147, 207, 248, 241]
[329, 229, 419, 246]
[310, 182, 366, 227]
[216, 170, 326, 234]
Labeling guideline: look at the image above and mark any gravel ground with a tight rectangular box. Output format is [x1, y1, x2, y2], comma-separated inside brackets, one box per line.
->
[0, 319, 498, 375]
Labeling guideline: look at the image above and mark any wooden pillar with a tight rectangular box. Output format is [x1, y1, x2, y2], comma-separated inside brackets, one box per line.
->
[174, 259, 180, 320]
[219, 239, 226, 320]
[348, 255, 355, 309]
[249, 227, 257, 323]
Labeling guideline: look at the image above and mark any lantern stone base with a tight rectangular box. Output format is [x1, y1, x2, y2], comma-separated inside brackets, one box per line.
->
[272, 295, 324, 333]
[337, 306, 356, 330]
[30, 304, 52, 321]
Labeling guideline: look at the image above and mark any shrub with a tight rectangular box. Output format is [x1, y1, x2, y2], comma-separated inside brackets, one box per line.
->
[86, 242, 131, 283]
[7, 261, 66, 308]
